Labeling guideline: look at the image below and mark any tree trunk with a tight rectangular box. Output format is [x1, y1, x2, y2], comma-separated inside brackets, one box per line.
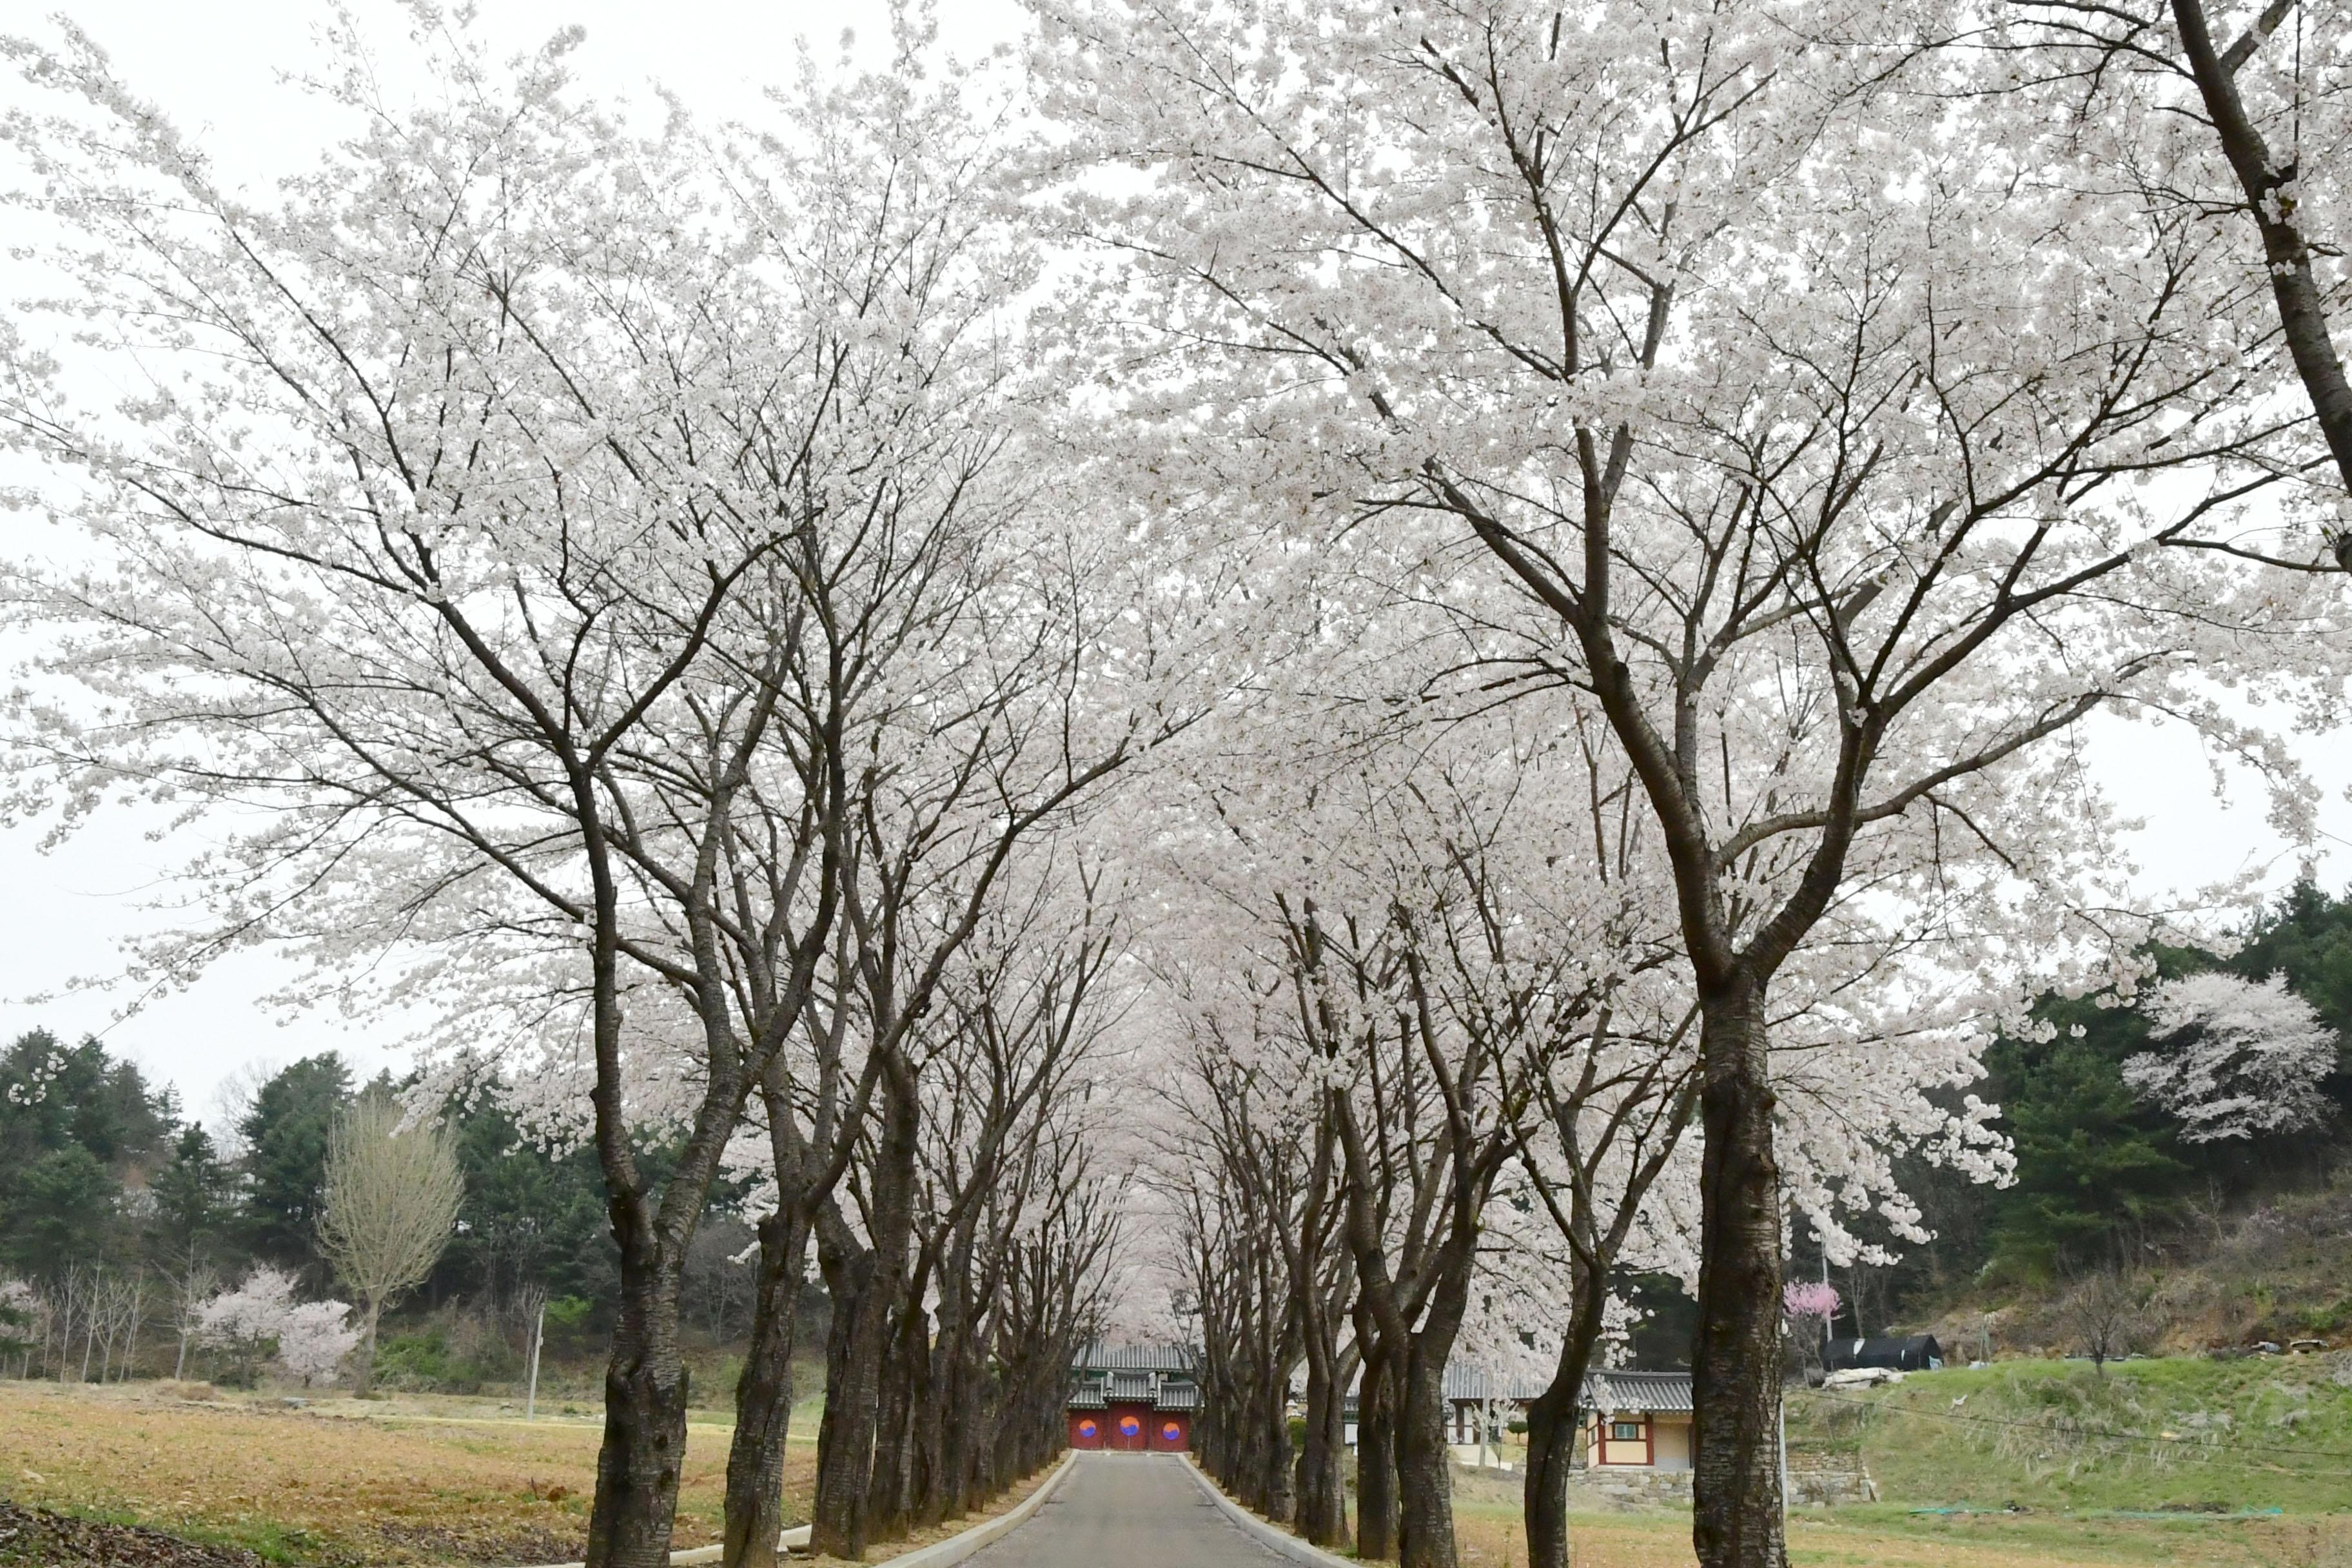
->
[1394, 1335, 1457, 1568]
[865, 1291, 928, 1544]
[1524, 1239, 1620, 1568]
[587, 1269, 692, 1568]
[810, 1226, 882, 1560]
[1354, 1320, 1397, 1560]
[354, 1298, 382, 1396]
[1295, 1340, 1347, 1547]
[1522, 1301, 1604, 1568]
[723, 1206, 813, 1568]
[916, 1283, 972, 1526]
[812, 1063, 919, 1560]
[1520, 1384, 1577, 1568]
[1690, 988, 1787, 1568]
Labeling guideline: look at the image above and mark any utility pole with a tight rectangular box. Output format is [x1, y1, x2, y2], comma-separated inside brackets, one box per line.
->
[525, 1298, 545, 1421]
[1778, 1400, 1790, 1527]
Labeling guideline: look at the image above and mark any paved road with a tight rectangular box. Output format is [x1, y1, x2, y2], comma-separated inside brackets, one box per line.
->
[963, 1453, 1286, 1568]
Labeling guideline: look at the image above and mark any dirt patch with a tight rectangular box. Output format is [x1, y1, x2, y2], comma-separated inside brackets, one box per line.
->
[366, 1522, 583, 1566]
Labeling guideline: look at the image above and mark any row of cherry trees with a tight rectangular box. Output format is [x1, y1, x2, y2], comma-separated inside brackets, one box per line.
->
[0, 15, 1178, 1568]
[4, 4, 2349, 1568]
[1034, 1, 2352, 1563]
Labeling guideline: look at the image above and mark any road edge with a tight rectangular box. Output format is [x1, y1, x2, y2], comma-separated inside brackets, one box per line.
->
[1178, 1454, 1357, 1568]
[864, 1448, 1080, 1568]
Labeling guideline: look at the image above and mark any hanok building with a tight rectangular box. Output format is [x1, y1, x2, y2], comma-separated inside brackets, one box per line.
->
[1576, 1369, 1695, 1471]
[1431, 1366, 1696, 1473]
[1066, 1344, 1200, 1452]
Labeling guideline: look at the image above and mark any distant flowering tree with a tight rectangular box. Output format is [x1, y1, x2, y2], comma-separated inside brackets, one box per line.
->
[276, 1300, 362, 1386]
[193, 1268, 358, 1387]
[2126, 973, 2338, 1143]
[0, 1279, 35, 1372]
[1781, 1282, 1841, 1334]
[1782, 1280, 1841, 1372]
[193, 1268, 297, 1386]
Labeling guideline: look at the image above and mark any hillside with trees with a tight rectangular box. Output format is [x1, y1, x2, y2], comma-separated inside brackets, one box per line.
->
[1795, 881, 2352, 1359]
[0, 1037, 776, 1395]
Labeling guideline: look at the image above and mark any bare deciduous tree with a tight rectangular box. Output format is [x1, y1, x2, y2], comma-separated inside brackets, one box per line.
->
[317, 1095, 466, 1396]
[2060, 1270, 2147, 1375]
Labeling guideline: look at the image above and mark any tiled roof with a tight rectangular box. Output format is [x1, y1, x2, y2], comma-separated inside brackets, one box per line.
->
[1106, 1370, 1154, 1402]
[1441, 1366, 1553, 1403]
[1071, 1344, 1198, 1374]
[1155, 1380, 1200, 1411]
[1580, 1371, 1693, 1415]
[1435, 1365, 1695, 1416]
[1068, 1387, 1107, 1410]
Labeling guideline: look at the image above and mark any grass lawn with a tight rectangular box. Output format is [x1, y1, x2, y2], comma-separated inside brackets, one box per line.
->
[1434, 1353, 2352, 1568]
[0, 1378, 808, 1565]
[1786, 1354, 2352, 1516]
[1449, 1502, 2352, 1568]
[1446, 1480, 2352, 1568]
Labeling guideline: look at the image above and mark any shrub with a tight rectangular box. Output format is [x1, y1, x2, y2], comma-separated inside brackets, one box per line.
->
[373, 1308, 523, 1393]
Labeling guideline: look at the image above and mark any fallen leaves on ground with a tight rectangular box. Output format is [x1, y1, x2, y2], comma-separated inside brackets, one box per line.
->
[0, 1500, 262, 1568]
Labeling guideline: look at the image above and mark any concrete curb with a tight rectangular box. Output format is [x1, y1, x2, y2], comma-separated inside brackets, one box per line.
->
[1179, 1454, 1356, 1568]
[524, 1450, 1075, 1568]
[861, 1449, 1079, 1568]
[526, 1525, 807, 1568]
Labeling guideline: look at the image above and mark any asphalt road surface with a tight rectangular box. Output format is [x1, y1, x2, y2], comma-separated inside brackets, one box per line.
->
[961, 1453, 1289, 1568]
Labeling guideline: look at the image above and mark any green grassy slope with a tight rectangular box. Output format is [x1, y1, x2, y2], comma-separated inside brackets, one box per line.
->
[1786, 1355, 2352, 1516]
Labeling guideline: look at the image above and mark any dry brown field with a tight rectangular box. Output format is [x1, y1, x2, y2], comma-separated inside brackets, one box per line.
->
[0, 1379, 794, 1565]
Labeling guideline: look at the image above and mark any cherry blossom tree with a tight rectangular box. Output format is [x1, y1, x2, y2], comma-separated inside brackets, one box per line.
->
[1116, 513, 2018, 1565]
[2126, 970, 2337, 1140]
[193, 1267, 357, 1387]
[278, 1299, 365, 1386]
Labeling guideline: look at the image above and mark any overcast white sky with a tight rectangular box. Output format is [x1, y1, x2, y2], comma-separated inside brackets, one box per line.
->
[1, 0, 2347, 1128]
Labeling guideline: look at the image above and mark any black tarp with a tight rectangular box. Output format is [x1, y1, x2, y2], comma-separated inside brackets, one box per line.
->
[1824, 1334, 1943, 1371]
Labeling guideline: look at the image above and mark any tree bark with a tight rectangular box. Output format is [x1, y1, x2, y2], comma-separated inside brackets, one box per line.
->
[1522, 1277, 1607, 1568]
[722, 1206, 813, 1568]
[354, 1297, 383, 1397]
[587, 1250, 692, 1568]
[810, 1067, 918, 1560]
[864, 1286, 930, 1543]
[810, 1222, 882, 1560]
[1394, 1333, 1458, 1568]
[1520, 1384, 1577, 1568]
[1355, 1331, 1398, 1562]
[1295, 1344, 1348, 1548]
[1690, 988, 1787, 1568]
